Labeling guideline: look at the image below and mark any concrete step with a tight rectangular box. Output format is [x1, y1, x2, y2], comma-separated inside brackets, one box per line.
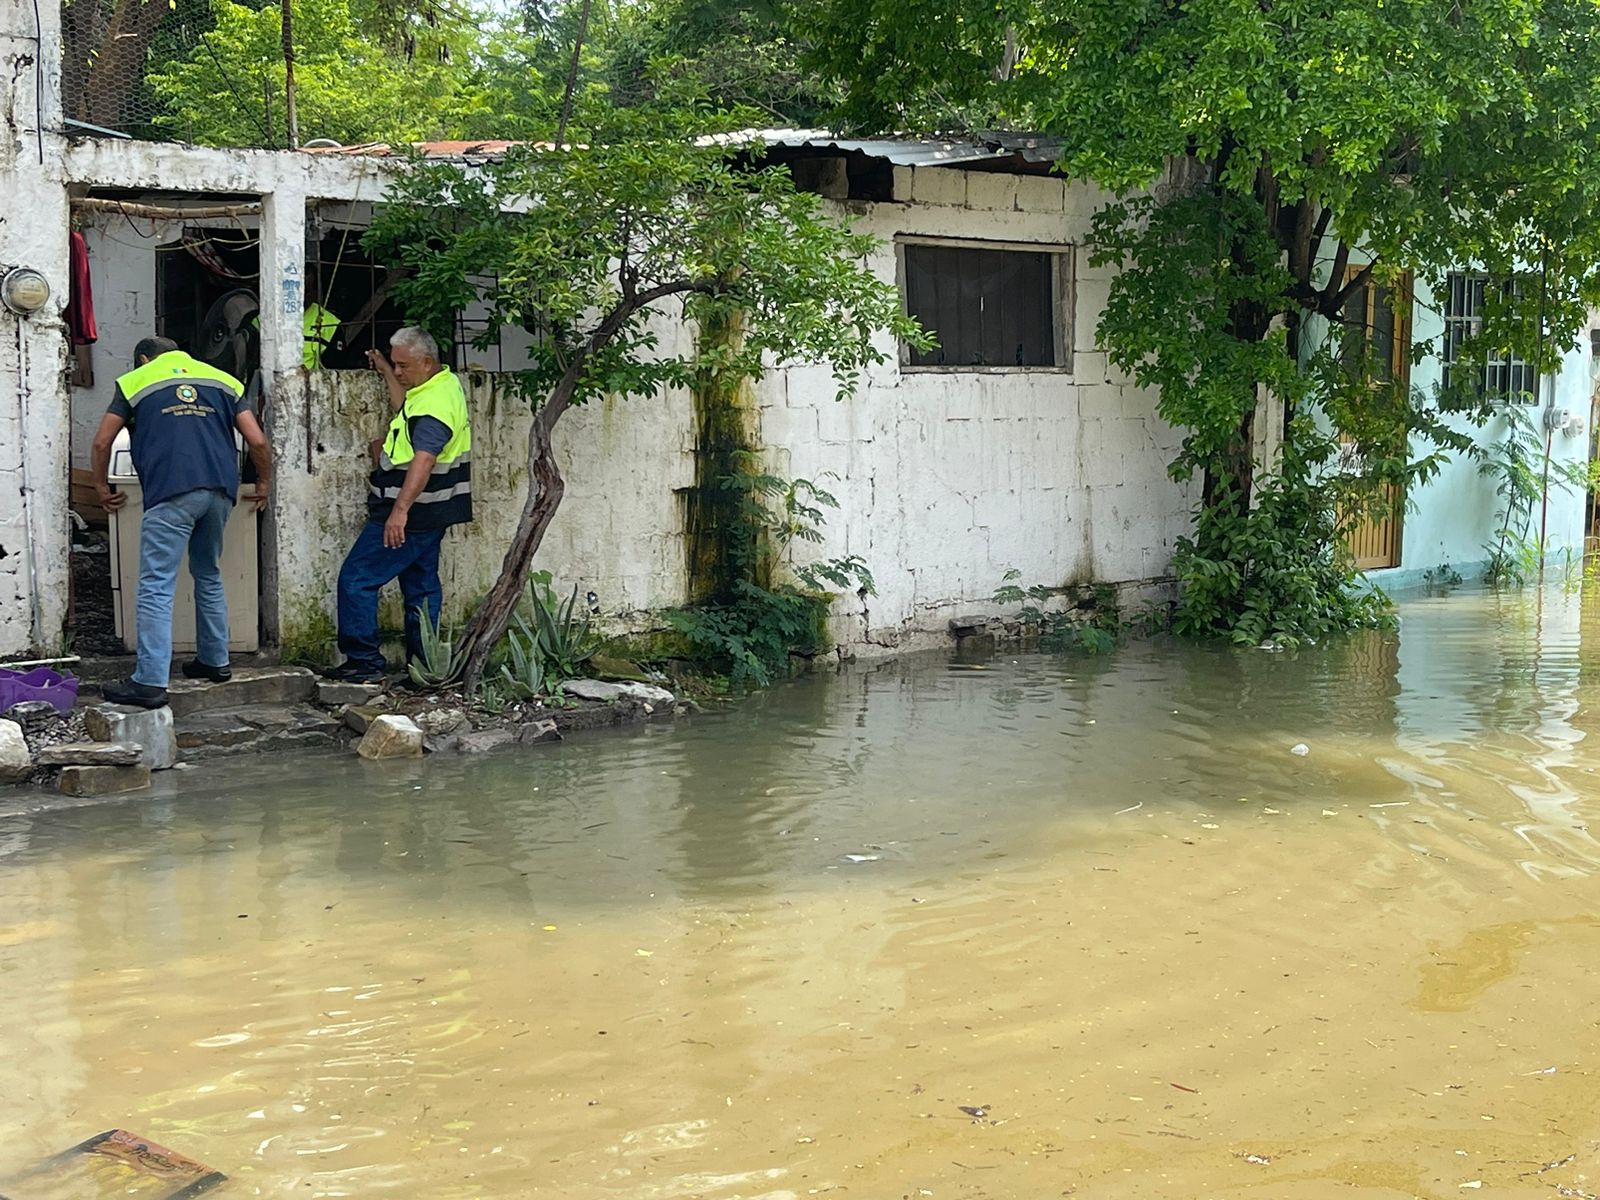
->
[175, 703, 341, 762]
[166, 667, 315, 718]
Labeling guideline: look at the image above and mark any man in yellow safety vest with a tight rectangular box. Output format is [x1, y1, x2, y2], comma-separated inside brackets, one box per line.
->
[323, 326, 472, 682]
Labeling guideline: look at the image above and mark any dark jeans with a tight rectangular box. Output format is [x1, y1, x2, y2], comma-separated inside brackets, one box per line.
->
[335, 520, 447, 673]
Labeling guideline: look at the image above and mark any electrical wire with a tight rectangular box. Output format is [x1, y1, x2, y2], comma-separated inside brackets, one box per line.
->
[30, 0, 44, 162]
[200, 34, 273, 145]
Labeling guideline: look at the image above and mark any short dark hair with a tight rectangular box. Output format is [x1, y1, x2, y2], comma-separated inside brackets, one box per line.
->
[133, 336, 179, 366]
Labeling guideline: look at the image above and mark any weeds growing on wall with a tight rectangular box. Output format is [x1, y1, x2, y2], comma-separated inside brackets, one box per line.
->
[670, 464, 874, 689]
[992, 571, 1124, 655]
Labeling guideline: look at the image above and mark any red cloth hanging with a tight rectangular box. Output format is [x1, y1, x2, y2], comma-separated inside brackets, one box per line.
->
[65, 230, 97, 346]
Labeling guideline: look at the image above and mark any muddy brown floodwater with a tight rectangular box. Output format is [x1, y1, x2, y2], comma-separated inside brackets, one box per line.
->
[5, 588, 1600, 1198]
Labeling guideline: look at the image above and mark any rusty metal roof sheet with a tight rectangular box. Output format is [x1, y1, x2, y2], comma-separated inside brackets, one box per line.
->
[303, 130, 1062, 169]
[739, 128, 1063, 168]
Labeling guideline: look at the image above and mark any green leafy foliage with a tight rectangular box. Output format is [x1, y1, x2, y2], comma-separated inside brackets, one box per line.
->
[148, 0, 492, 147]
[808, 0, 1600, 644]
[1478, 405, 1590, 587]
[992, 571, 1122, 655]
[670, 467, 874, 689]
[1170, 421, 1395, 647]
[364, 106, 923, 410]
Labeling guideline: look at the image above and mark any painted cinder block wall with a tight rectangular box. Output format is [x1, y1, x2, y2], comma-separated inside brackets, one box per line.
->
[263, 165, 1198, 658]
[1371, 278, 1592, 590]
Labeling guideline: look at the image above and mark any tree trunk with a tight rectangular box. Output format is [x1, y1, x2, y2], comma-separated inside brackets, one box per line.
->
[84, 0, 172, 128]
[448, 280, 709, 691]
[456, 392, 570, 690]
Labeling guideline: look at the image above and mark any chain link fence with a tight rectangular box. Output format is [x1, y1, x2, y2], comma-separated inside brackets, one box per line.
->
[60, 0, 211, 140]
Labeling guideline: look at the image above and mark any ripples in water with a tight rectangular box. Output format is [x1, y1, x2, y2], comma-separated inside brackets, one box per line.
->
[5, 586, 1600, 1195]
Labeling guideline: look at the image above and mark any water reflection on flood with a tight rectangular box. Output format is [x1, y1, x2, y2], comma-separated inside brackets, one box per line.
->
[6, 588, 1600, 1197]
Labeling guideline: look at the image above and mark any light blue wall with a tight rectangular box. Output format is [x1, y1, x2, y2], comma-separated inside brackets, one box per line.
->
[1366, 278, 1593, 592]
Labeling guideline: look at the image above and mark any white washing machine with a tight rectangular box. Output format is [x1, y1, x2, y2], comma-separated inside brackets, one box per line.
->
[106, 429, 261, 653]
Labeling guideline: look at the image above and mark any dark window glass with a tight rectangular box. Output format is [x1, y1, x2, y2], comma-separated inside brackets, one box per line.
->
[903, 243, 1056, 367]
[1442, 271, 1536, 402]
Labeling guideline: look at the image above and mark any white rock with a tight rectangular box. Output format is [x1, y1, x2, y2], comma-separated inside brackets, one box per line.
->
[563, 679, 675, 706]
[85, 704, 178, 770]
[0, 719, 31, 784]
[413, 707, 469, 737]
[356, 715, 424, 759]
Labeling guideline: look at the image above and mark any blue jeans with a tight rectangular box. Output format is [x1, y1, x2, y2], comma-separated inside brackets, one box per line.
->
[134, 488, 233, 688]
[335, 520, 446, 673]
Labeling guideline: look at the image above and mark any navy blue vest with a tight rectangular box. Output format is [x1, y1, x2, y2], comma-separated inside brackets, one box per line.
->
[115, 352, 243, 510]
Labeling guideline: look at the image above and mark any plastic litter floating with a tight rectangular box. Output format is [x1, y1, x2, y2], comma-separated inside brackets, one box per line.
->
[0, 1128, 226, 1199]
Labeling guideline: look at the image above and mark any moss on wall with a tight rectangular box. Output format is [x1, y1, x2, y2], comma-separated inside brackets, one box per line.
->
[683, 309, 765, 605]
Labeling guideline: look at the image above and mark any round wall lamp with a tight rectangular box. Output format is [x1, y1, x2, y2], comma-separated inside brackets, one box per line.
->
[1, 267, 52, 316]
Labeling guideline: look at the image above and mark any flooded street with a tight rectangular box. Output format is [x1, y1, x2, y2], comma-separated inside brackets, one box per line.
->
[6, 588, 1600, 1199]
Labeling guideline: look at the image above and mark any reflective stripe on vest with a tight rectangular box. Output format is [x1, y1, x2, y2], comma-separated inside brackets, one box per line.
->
[369, 369, 473, 524]
[116, 351, 244, 408]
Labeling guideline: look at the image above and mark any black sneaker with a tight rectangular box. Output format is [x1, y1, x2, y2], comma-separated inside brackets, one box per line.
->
[181, 658, 232, 683]
[319, 662, 387, 684]
[101, 677, 169, 709]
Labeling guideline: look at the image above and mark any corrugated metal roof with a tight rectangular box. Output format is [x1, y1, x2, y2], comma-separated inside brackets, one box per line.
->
[303, 129, 1062, 169]
[303, 139, 539, 158]
[740, 128, 1063, 167]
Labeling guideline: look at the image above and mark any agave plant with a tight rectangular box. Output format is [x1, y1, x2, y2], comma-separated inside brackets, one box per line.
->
[524, 570, 597, 681]
[497, 612, 549, 699]
[408, 606, 463, 688]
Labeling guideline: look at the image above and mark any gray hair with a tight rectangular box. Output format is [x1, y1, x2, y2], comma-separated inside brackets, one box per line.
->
[390, 326, 440, 362]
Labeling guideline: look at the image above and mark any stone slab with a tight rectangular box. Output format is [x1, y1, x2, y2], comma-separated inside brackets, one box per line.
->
[517, 719, 560, 745]
[0, 719, 30, 784]
[58, 764, 152, 796]
[454, 728, 516, 754]
[413, 707, 469, 737]
[343, 705, 382, 734]
[86, 704, 178, 770]
[175, 712, 260, 750]
[4, 700, 61, 735]
[36, 742, 143, 767]
[166, 667, 315, 718]
[317, 680, 386, 707]
[357, 715, 424, 759]
[563, 679, 675, 706]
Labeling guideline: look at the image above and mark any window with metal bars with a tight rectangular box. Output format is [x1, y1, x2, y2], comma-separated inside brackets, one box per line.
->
[900, 239, 1072, 370]
[1442, 272, 1538, 402]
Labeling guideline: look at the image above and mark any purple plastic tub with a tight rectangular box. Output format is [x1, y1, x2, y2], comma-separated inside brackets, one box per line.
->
[0, 666, 80, 715]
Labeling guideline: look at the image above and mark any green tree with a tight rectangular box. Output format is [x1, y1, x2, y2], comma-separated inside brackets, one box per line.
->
[147, 0, 504, 146]
[603, 0, 838, 124]
[363, 106, 924, 687]
[807, 0, 1600, 642]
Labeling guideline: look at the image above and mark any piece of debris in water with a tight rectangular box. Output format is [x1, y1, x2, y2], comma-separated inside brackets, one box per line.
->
[957, 1105, 989, 1119]
[0, 1128, 227, 1198]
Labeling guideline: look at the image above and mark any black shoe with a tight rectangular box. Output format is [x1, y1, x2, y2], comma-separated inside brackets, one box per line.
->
[181, 658, 232, 683]
[101, 677, 169, 709]
[319, 662, 387, 684]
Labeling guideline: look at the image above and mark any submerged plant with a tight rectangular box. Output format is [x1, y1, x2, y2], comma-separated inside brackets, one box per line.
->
[993, 570, 1123, 655]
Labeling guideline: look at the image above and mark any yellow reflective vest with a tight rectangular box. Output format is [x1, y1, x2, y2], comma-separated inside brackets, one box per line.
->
[368, 367, 472, 530]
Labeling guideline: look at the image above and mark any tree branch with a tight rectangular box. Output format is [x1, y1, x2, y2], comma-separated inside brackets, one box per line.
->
[1326, 259, 1375, 319]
